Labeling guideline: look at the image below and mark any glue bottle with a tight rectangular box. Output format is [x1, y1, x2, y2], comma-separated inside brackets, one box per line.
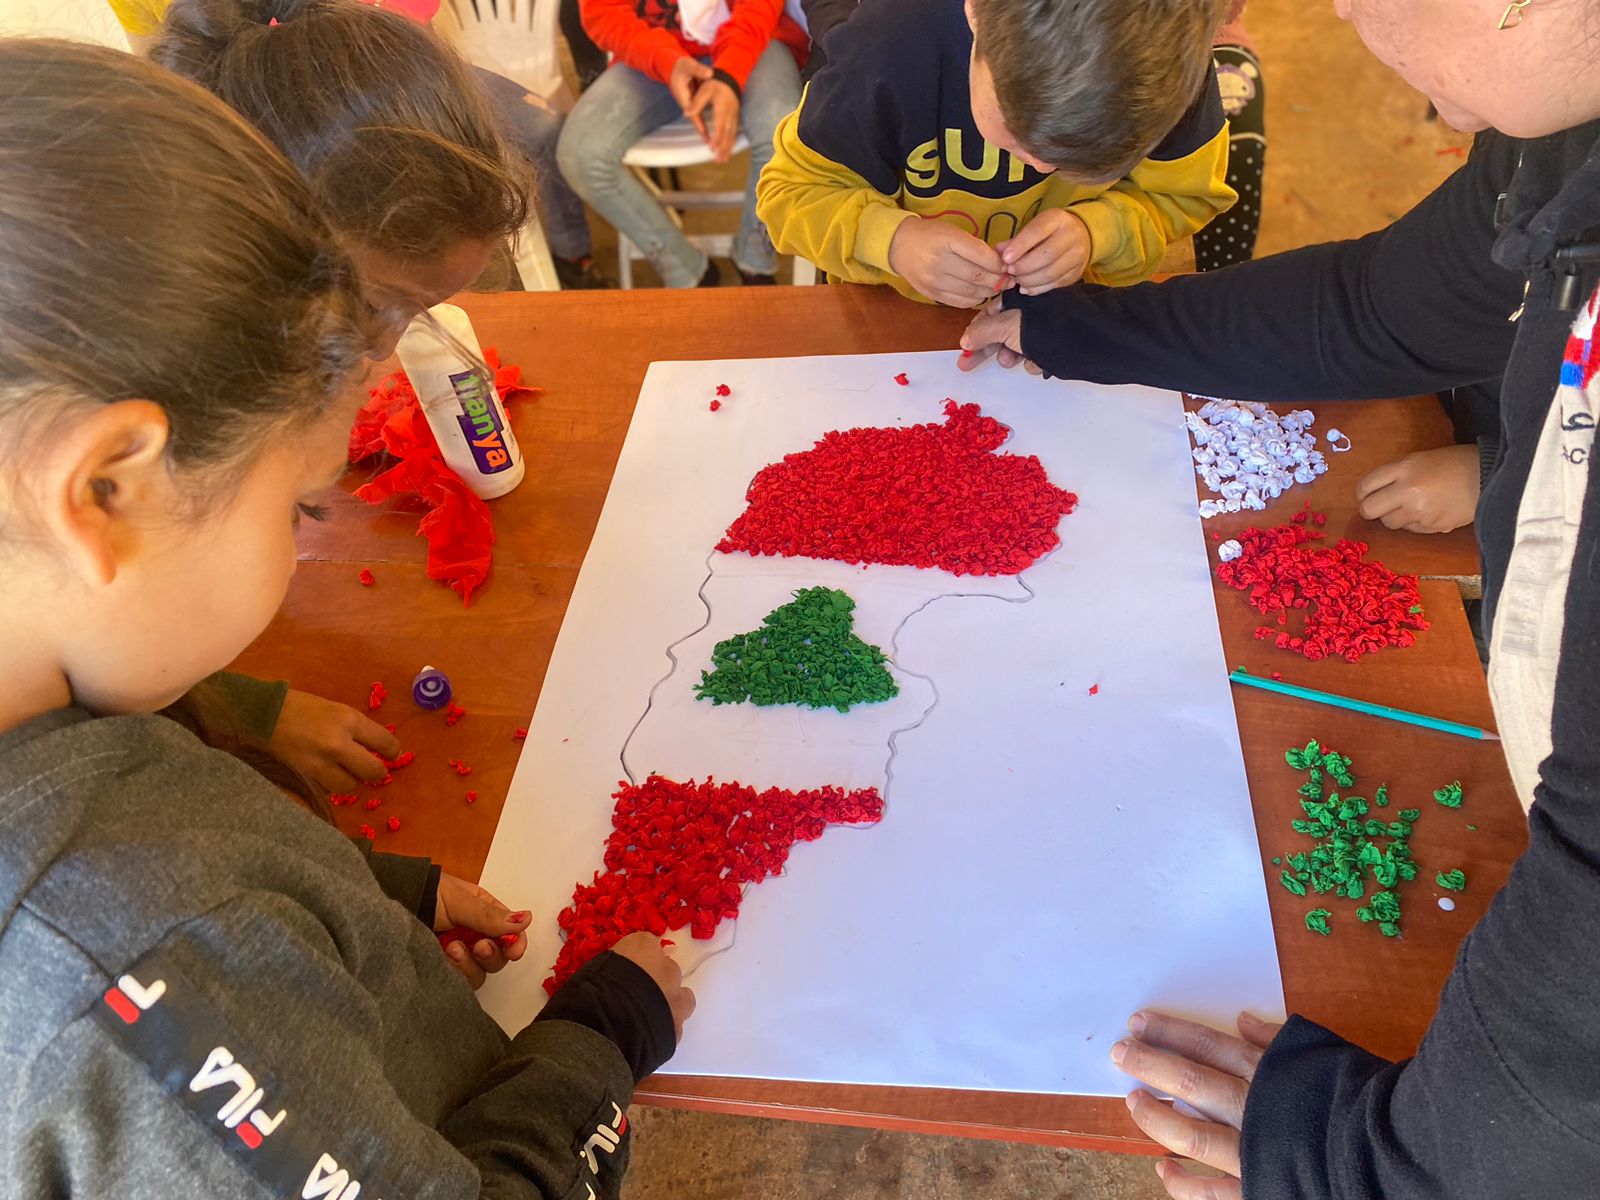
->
[395, 303, 525, 499]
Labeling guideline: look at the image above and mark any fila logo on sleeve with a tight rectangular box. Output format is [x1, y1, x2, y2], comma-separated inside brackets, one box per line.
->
[90, 947, 395, 1199]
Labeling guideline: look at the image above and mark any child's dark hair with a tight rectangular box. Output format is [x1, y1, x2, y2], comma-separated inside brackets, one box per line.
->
[0, 40, 366, 812]
[0, 38, 365, 481]
[152, 0, 530, 264]
[971, 0, 1224, 182]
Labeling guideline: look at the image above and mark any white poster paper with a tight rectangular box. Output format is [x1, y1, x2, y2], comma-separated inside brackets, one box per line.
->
[478, 350, 1283, 1097]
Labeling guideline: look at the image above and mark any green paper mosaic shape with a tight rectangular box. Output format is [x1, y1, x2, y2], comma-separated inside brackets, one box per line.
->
[695, 587, 898, 713]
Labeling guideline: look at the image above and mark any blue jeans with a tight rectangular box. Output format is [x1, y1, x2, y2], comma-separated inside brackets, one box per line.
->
[556, 44, 801, 286]
[474, 67, 593, 261]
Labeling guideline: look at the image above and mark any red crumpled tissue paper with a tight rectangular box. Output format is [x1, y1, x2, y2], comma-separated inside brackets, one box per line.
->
[347, 348, 539, 604]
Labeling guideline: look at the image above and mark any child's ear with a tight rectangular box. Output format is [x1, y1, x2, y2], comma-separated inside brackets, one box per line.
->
[40, 400, 173, 588]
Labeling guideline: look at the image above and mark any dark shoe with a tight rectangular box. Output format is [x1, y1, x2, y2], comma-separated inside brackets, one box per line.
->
[737, 268, 777, 286]
[696, 262, 721, 287]
[553, 254, 616, 290]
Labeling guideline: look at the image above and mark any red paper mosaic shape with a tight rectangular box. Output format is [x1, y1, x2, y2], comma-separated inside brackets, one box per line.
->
[547, 775, 884, 993]
[716, 400, 1078, 576]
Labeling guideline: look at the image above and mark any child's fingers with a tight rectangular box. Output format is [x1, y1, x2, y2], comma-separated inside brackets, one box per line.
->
[1153, 1159, 1244, 1200]
[337, 741, 389, 784]
[352, 715, 402, 759]
[999, 216, 1054, 266]
[443, 939, 487, 989]
[1010, 238, 1065, 280]
[948, 232, 1005, 277]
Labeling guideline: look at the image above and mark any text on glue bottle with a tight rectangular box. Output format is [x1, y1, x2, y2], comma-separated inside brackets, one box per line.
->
[395, 303, 525, 500]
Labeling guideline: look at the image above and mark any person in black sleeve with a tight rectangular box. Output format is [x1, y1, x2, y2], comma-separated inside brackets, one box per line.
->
[961, 1, 1600, 1196]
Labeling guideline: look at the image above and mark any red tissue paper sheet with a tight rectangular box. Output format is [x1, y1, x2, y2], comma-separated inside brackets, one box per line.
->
[347, 348, 540, 604]
[716, 400, 1077, 575]
[1216, 512, 1429, 662]
[546, 775, 884, 993]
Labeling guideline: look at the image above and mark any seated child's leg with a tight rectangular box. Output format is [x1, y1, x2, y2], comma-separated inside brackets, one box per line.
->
[474, 68, 595, 265]
[1194, 41, 1266, 272]
[557, 64, 710, 287]
[734, 43, 803, 280]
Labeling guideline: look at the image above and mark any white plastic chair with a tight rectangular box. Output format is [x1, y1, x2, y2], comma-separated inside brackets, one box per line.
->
[438, 0, 565, 291]
[617, 117, 818, 287]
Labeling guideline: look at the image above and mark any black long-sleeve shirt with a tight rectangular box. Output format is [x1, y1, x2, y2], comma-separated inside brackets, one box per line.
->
[1008, 122, 1600, 1197]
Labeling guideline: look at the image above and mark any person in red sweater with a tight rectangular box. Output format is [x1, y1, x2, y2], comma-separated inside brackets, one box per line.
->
[556, 0, 807, 287]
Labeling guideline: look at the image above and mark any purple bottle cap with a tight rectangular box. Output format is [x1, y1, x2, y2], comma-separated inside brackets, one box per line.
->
[412, 666, 452, 710]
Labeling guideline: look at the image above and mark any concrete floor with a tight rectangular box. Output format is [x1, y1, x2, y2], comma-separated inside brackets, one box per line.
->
[554, 2, 1472, 1193]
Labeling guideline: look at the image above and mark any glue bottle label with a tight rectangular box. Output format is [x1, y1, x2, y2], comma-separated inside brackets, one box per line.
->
[449, 367, 515, 474]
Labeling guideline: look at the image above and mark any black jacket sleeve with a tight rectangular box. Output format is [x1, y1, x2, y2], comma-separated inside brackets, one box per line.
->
[1241, 447, 1600, 1198]
[1005, 131, 1529, 402]
[538, 951, 677, 1082]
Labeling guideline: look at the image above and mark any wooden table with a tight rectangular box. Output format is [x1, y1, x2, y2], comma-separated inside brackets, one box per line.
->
[235, 285, 1523, 1153]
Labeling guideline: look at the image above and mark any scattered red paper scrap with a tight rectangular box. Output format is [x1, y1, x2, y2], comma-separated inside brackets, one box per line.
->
[714, 383, 731, 397]
[358, 824, 377, 840]
[445, 703, 467, 727]
[387, 750, 416, 769]
[1088, 684, 1100, 696]
[513, 728, 528, 741]
[448, 758, 475, 776]
[709, 399, 722, 412]
[375, 772, 394, 787]
[893, 372, 909, 386]
[497, 933, 518, 949]
[958, 349, 973, 359]
[384, 723, 397, 734]
[1218, 514, 1429, 662]
[386, 816, 401, 833]
[437, 925, 488, 951]
[358, 568, 375, 587]
[330, 793, 357, 808]
[346, 348, 541, 605]
[716, 400, 1077, 576]
[368, 681, 388, 711]
[465, 790, 478, 804]
[546, 775, 883, 993]
[363, 797, 382, 811]
[1271, 671, 1284, 681]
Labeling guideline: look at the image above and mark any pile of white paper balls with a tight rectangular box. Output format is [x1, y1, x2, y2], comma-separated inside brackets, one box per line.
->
[1185, 397, 1330, 519]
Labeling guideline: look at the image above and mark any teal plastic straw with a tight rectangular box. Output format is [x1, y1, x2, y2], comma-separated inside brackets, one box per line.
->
[1228, 669, 1499, 741]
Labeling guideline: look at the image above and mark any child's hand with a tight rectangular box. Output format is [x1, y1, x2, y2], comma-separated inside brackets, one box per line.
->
[269, 689, 400, 793]
[888, 216, 1007, 308]
[668, 56, 714, 112]
[996, 208, 1091, 296]
[611, 930, 697, 1043]
[435, 874, 531, 990]
[1355, 443, 1481, 533]
[684, 78, 741, 164]
[959, 297, 1039, 373]
[1113, 1010, 1283, 1200]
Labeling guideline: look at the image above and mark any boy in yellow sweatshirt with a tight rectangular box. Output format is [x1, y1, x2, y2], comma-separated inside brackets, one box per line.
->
[757, 0, 1235, 306]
